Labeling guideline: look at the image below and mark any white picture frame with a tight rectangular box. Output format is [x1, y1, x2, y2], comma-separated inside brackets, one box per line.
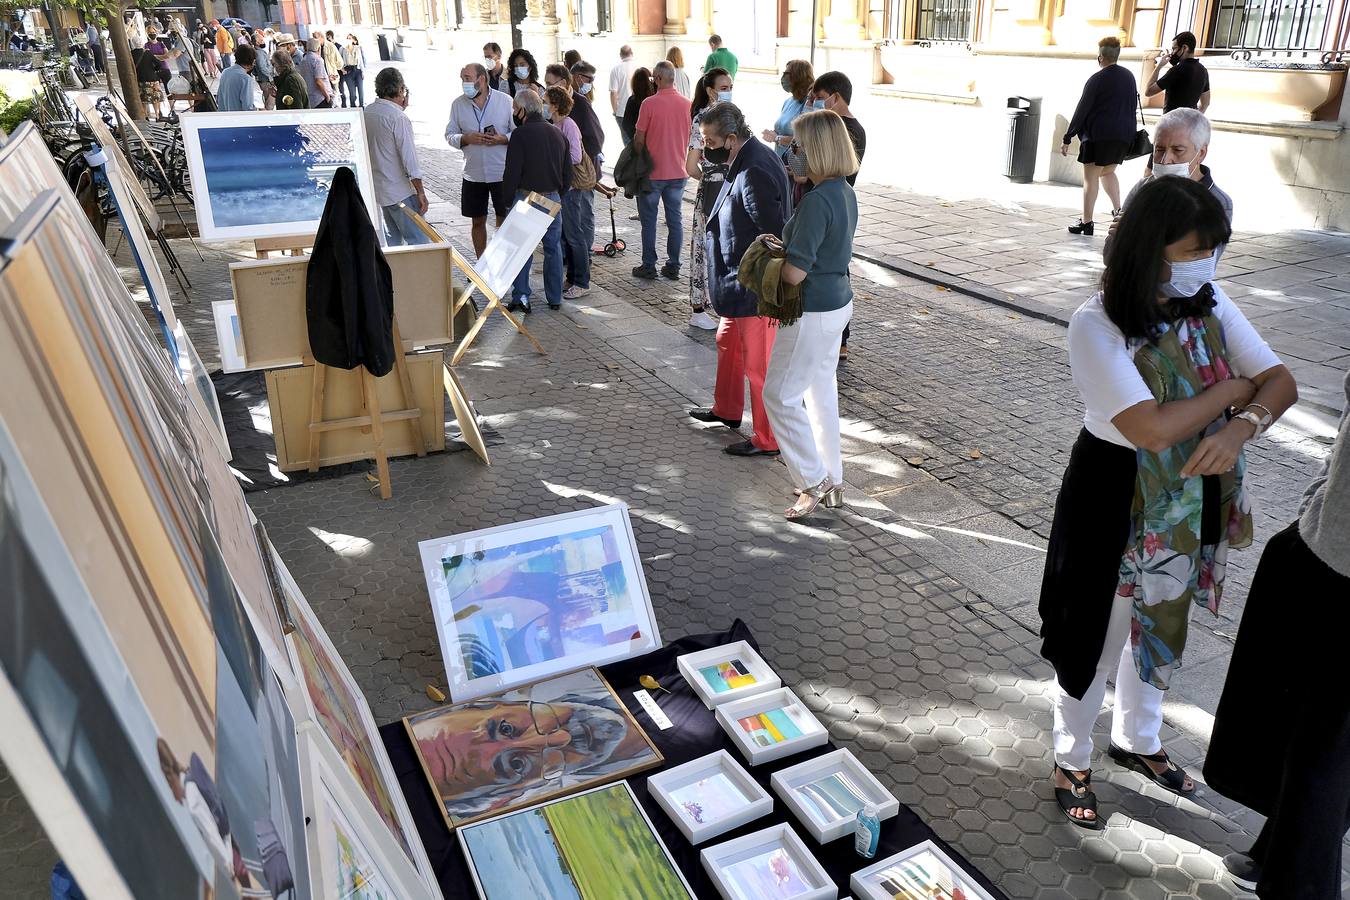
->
[701, 823, 837, 900]
[770, 749, 900, 843]
[299, 732, 441, 900]
[418, 504, 660, 702]
[716, 688, 828, 766]
[470, 196, 559, 299]
[677, 640, 781, 709]
[179, 108, 378, 242]
[212, 299, 249, 372]
[648, 750, 774, 845]
[850, 840, 994, 900]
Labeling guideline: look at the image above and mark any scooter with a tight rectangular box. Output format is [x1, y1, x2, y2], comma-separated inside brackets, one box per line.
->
[591, 182, 627, 258]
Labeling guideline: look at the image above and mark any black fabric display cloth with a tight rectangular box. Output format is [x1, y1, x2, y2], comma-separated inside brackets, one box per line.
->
[210, 370, 502, 493]
[306, 165, 396, 377]
[1204, 522, 1350, 900]
[379, 621, 1009, 900]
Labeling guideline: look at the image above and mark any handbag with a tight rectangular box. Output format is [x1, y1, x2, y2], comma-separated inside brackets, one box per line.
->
[1124, 95, 1152, 161]
[571, 152, 597, 192]
[785, 140, 808, 179]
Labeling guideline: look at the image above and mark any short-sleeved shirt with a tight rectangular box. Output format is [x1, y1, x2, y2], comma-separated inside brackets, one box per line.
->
[1068, 286, 1281, 448]
[299, 51, 328, 107]
[1158, 58, 1209, 112]
[782, 177, 858, 312]
[636, 87, 692, 181]
[608, 57, 638, 111]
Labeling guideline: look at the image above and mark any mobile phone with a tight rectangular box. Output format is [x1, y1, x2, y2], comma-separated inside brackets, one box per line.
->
[483, 125, 496, 135]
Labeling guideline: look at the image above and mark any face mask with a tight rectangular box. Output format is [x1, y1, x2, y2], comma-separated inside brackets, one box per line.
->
[578, 82, 592, 95]
[544, 104, 555, 120]
[703, 144, 730, 164]
[461, 82, 478, 98]
[1152, 153, 1196, 179]
[514, 65, 529, 79]
[1169, 52, 1181, 65]
[780, 75, 791, 92]
[811, 98, 826, 110]
[1159, 251, 1218, 298]
[483, 57, 496, 70]
[717, 89, 733, 103]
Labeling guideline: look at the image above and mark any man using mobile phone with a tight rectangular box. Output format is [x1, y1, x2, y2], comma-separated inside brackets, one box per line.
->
[445, 62, 514, 257]
[1146, 31, 1211, 113]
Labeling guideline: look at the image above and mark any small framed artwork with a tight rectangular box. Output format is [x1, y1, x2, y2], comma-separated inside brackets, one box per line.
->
[404, 666, 662, 829]
[770, 749, 899, 843]
[850, 840, 994, 900]
[419, 504, 661, 702]
[716, 688, 828, 766]
[648, 750, 774, 845]
[701, 823, 837, 900]
[212, 300, 249, 372]
[677, 641, 781, 709]
[458, 781, 695, 900]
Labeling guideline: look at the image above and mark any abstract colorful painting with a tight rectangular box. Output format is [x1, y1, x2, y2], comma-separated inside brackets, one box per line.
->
[795, 772, 868, 825]
[700, 659, 759, 694]
[721, 847, 812, 900]
[459, 782, 693, 900]
[324, 783, 397, 900]
[862, 845, 988, 900]
[405, 667, 661, 828]
[420, 505, 659, 701]
[738, 707, 807, 747]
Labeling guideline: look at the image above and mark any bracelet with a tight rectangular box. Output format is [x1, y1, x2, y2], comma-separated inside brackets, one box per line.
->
[1244, 402, 1274, 422]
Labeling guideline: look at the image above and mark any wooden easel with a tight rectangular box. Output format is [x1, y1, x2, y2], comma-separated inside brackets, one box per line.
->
[397, 199, 549, 366]
[305, 319, 424, 499]
[253, 235, 313, 258]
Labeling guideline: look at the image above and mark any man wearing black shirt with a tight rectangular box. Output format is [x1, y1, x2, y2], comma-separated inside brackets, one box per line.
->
[809, 71, 866, 355]
[502, 89, 570, 312]
[544, 62, 604, 289]
[1146, 31, 1211, 113]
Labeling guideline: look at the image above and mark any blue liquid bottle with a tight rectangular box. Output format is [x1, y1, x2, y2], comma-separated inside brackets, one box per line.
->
[854, 802, 880, 859]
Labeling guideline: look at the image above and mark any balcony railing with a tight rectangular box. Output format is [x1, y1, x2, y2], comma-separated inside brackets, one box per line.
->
[914, 0, 975, 42]
[1211, 0, 1331, 51]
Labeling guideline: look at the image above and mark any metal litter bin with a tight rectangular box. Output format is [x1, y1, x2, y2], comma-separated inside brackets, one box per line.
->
[1003, 96, 1041, 183]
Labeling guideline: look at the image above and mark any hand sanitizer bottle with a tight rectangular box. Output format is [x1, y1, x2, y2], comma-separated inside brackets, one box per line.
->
[854, 802, 880, 859]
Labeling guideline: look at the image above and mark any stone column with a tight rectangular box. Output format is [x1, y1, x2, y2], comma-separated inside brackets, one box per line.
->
[519, 0, 561, 67]
[684, 0, 710, 38]
[664, 0, 687, 34]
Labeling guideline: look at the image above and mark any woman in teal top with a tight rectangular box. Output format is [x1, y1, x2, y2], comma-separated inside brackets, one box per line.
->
[763, 109, 860, 519]
[762, 59, 813, 160]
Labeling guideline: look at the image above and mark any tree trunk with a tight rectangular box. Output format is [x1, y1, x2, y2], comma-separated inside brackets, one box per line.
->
[104, 10, 146, 120]
[40, 2, 70, 57]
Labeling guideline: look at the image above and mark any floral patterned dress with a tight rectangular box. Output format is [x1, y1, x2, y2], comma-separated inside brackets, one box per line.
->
[688, 105, 729, 312]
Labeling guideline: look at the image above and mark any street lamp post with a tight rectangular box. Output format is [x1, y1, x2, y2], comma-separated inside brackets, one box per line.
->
[809, 0, 818, 67]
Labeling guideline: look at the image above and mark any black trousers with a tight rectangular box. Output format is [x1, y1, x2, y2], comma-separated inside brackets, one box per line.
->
[1205, 522, 1350, 899]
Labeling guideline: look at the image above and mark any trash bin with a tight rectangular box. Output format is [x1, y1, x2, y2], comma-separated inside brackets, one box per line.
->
[1003, 96, 1041, 184]
[376, 32, 391, 61]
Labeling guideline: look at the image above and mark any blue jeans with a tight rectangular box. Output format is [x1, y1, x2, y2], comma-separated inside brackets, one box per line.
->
[638, 177, 686, 271]
[381, 195, 432, 246]
[561, 187, 594, 289]
[511, 191, 563, 306]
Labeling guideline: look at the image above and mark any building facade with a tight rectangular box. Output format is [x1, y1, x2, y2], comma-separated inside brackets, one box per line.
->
[283, 0, 1349, 229]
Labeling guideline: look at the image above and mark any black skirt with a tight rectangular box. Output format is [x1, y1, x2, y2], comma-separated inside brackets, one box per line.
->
[1038, 429, 1137, 700]
[1204, 522, 1350, 898]
[1077, 139, 1130, 167]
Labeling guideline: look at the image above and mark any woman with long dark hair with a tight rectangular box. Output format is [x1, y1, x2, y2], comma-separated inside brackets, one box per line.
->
[681, 66, 732, 331]
[621, 66, 655, 145]
[506, 48, 542, 97]
[1039, 176, 1297, 827]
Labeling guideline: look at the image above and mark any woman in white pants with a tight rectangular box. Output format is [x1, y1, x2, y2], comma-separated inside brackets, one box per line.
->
[762, 110, 859, 520]
[1039, 176, 1297, 828]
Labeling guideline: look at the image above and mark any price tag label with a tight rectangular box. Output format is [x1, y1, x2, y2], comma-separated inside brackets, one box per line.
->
[633, 689, 674, 730]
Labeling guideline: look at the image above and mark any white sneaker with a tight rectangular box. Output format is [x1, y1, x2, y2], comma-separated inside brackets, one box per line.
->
[563, 284, 590, 300]
[689, 310, 718, 330]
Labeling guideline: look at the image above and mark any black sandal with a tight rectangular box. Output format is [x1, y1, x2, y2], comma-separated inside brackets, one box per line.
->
[1054, 765, 1101, 829]
[1107, 744, 1194, 795]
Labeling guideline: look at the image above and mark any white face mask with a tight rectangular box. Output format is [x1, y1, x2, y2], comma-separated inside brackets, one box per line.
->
[514, 65, 529, 79]
[483, 57, 496, 71]
[1159, 251, 1218, 298]
[461, 81, 478, 98]
[544, 104, 555, 120]
[1153, 152, 1197, 179]
[717, 90, 733, 103]
[578, 82, 592, 95]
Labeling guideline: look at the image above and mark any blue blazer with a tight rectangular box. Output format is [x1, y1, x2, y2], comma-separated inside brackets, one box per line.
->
[703, 137, 792, 318]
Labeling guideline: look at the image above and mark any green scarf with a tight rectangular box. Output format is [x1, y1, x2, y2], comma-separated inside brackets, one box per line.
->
[1117, 313, 1253, 690]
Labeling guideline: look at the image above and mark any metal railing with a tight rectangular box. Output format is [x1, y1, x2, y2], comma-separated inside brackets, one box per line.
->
[1211, 0, 1332, 51]
[913, 0, 975, 43]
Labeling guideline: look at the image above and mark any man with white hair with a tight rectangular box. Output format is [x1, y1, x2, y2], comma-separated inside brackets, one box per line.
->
[501, 88, 570, 312]
[300, 35, 332, 108]
[1105, 108, 1230, 262]
[631, 60, 691, 282]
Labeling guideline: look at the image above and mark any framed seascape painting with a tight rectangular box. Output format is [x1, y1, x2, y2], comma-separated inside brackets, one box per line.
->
[770, 749, 899, 844]
[850, 840, 993, 900]
[179, 109, 377, 242]
[701, 824, 836, 900]
[457, 781, 695, 900]
[647, 750, 773, 845]
[272, 542, 440, 892]
[418, 505, 660, 702]
[404, 666, 662, 829]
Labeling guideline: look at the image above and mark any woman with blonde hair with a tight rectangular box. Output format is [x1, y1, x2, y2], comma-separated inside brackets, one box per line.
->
[666, 46, 691, 98]
[762, 110, 859, 519]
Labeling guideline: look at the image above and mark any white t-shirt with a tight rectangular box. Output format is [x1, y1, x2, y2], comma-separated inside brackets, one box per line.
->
[1068, 285, 1282, 449]
[608, 57, 638, 111]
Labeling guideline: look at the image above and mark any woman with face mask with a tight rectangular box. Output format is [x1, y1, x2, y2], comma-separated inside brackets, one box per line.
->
[681, 66, 733, 331]
[762, 59, 812, 161]
[1039, 176, 1297, 830]
[506, 48, 542, 98]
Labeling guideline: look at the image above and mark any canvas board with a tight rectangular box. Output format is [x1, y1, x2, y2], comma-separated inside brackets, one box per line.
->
[850, 840, 994, 900]
[418, 504, 660, 702]
[701, 823, 836, 900]
[71, 93, 162, 232]
[471, 197, 558, 300]
[648, 750, 774, 845]
[273, 541, 440, 891]
[678, 641, 782, 709]
[404, 666, 662, 830]
[212, 300, 248, 372]
[443, 362, 489, 465]
[180, 109, 377, 242]
[458, 781, 695, 900]
[265, 351, 446, 471]
[770, 749, 899, 844]
[715, 689, 828, 766]
[299, 732, 441, 900]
